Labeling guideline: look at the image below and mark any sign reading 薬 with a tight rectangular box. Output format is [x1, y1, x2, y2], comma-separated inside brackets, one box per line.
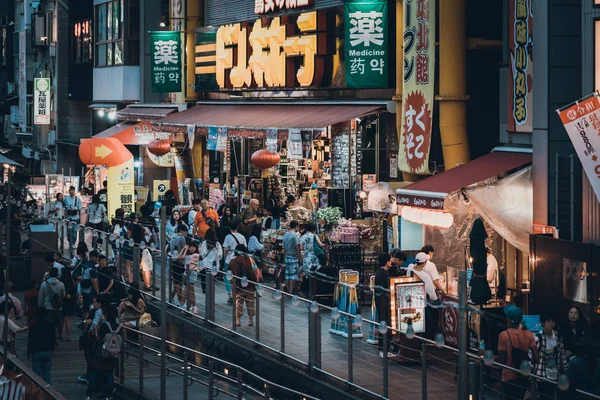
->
[150, 31, 182, 93]
[344, 0, 388, 88]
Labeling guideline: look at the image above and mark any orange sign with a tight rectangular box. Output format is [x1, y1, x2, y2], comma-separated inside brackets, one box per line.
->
[79, 138, 133, 167]
[532, 223, 558, 238]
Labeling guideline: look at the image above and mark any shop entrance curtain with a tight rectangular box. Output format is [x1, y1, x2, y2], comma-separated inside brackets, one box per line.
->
[465, 166, 532, 253]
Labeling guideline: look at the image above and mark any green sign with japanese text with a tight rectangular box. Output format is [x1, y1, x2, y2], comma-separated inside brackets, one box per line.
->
[344, 0, 388, 88]
[150, 31, 182, 93]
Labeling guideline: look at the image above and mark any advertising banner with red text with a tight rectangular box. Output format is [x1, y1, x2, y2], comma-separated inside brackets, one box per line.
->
[398, 0, 435, 175]
[508, 0, 533, 133]
[557, 94, 600, 201]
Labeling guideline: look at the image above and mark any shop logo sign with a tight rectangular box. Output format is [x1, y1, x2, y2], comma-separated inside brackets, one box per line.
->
[562, 259, 587, 304]
[255, 0, 313, 15]
[150, 31, 182, 93]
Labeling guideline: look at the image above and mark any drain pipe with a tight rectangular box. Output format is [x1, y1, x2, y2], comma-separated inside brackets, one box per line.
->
[438, 0, 470, 170]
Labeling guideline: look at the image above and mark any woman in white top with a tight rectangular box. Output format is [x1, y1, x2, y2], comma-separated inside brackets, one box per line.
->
[199, 228, 223, 295]
[49, 193, 64, 240]
[87, 195, 107, 231]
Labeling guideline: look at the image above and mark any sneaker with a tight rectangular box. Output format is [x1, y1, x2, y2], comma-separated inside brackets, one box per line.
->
[172, 297, 181, 307]
[378, 351, 395, 359]
[227, 297, 233, 304]
[192, 306, 199, 314]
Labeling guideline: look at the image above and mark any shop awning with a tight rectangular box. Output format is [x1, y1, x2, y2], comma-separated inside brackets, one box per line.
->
[152, 102, 385, 134]
[116, 105, 181, 122]
[93, 121, 170, 146]
[396, 148, 532, 210]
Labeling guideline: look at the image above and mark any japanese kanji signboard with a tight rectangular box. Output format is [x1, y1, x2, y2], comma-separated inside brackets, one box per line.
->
[344, 0, 388, 88]
[34, 78, 50, 125]
[557, 94, 600, 201]
[254, 0, 313, 15]
[398, 0, 435, 175]
[508, 0, 533, 133]
[150, 31, 182, 93]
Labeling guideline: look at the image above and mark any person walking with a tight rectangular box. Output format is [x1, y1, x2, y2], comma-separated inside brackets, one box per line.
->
[199, 228, 223, 297]
[183, 241, 200, 313]
[375, 253, 393, 358]
[248, 224, 264, 263]
[38, 268, 66, 343]
[0, 301, 27, 355]
[282, 220, 302, 294]
[193, 199, 220, 241]
[229, 245, 256, 326]
[49, 193, 65, 247]
[0, 281, 23, 323]
[532, 312, 567, 398]
[300, 222, 323, 295]
[240, 199, 259, 238]
[87, 305, 120, 400]
[60, 269, 77, 342]
[222, 220, 247, 304]
[28, 307, 55, 384]
[170, 224, 189, 306]
[87, 195, 107, 232]
[63, 186, 82, 253]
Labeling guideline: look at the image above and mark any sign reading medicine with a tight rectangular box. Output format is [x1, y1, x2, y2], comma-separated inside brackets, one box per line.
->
[344, 0, 388, 88]
[150, 31, 182, 93]
[34, 78, 51, 125]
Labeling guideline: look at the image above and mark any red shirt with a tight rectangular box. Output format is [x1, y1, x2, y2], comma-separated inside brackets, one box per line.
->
[498, 328, 536, 381]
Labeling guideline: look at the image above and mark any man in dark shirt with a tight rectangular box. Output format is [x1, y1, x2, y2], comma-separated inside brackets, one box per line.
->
[389, 250, 408, 277]
[375, 253, 393, 358]
[28, 307, 56, 384]
[97, 255, 114, 295]
[97, 180, 108, 209]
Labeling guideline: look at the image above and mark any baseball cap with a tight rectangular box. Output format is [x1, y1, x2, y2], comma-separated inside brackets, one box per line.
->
[504, 305, 523, 324]
[415, 252, 430, 264]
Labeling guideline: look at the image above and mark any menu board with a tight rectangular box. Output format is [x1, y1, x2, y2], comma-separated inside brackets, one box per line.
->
[391, 277, 426, 334]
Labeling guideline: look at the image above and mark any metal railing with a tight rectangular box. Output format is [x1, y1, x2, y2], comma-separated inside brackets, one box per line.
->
[0, 350, 66, 400]
[18, 215, 600, 400]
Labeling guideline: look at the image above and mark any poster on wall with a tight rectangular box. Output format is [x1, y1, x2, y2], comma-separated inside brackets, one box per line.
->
[301, 131, 313, 159]
[207, 126, 218, 150]
[34, 78, 50, 125]
[508, 0, 533, 133]
[107, 159, 135, 218]
[557, 94, 600, 201]
[390, 155, 398, 178]
[216, 127, 228, 152]
[563, 258, 587, 304]
[153, 180, 170, 201]
[266, 129, 278, 153]
[287, 129, 303, 159]
[397, 0, 435, 175]
[149, 31, 182, 93]
[344, 0, 388, 88]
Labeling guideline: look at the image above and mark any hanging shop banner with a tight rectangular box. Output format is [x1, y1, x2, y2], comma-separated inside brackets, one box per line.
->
[367, 182, 397, 214]
[266, 129, 278, 153]
[153, 180, 171, 201]
[187, 125, 196, 149]
[207, 126, 218, 151]
[301, 131, 313, 159]
[149, 31, 182, 93]
[216, 127, 228, 152]
[33, 78, 51, 125]
[107, 158, 135, 218]
[390, 154, 398, 178]
[508, 0, 533, 133]
[344, 0, 388, 88]
[557, 94, 600, 201]
[288, 129, 303, 159]
[397, 0, 435, 175]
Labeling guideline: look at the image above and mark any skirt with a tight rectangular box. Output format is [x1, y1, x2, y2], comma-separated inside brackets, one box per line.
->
[285, 256, 300, 281]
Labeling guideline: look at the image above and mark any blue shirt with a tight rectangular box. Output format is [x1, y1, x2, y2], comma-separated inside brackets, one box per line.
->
[63, 195, 81, 220]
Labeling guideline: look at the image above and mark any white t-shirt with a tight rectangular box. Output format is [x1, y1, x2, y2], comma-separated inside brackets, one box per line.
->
[50, 201, 64, 220]
[88, 203, 107, 224]
[535, 331, 559, 380]
[423, 260, 440, 282]
[187, 210, 197, 235]
[223, 233, 247, 264]
[407, 264, 438, 300]
[199, 241, 223, 269]
[53, 261, 65, 276]
[486, 254, 499, 294]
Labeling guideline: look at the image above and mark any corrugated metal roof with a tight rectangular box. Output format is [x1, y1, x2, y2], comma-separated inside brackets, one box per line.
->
[116, 106, 179, 121]
[152, 103, 383, 130]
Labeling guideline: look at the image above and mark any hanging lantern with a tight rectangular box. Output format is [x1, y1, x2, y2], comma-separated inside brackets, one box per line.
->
[147, 139, 171, 156]
[251, 149, 280, 169]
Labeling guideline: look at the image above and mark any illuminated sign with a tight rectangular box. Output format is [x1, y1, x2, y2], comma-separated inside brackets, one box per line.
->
[195, 11, 333, 90]
[254, 0, 314, 15]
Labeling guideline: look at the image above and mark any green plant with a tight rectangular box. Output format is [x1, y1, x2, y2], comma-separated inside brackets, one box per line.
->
[316, 207, 343, 226]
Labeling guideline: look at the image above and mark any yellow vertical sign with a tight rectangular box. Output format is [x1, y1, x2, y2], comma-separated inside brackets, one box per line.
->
[107, 158, 135, 219]
[153, 180, 170, 201]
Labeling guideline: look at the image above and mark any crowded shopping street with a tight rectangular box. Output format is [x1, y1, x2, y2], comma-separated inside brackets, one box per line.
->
[1, 0, 600, 399]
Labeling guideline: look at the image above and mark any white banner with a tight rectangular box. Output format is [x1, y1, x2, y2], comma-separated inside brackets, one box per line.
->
[287, 129, 302, 159]
[557, 94, 600, 200]
[34, 78, 51, 125]
[187, 124, 195, 149]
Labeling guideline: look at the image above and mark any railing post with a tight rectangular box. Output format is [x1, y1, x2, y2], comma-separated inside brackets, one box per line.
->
[231, 280, 237, 334]
[133, 244, 141, 285]
[139, 331, 144, 395]
[468, 361, 480, 400]
[119, 329, 126, 385]
[457, 270, 468, 400]
[280, 293, 285, 355]
[159, 206, 167, 400]
[183, 350, 189, 400]
[152, 248, 157, 296]
[79, 224, 85, 248]
[383, 332, 389, 399]
[530, 377, 537, 400]
[104, 230, 109, 258]
[347, 317, 353, 384]
[254, 290, 260, 345]
[308, 303, 321, 371]
[421, 340, 427, 400]
[237, 370, 244, 400]
[208, 359, 215, 400]
[206, 272, 214, 323]
[479, 358, 485, 399]
[167, 256, 173, 304]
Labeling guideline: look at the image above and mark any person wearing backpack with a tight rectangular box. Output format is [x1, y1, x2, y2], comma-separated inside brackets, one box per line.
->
[38, 268, 66, 343]
[222, 220, 247, 304]
[87, 305, 120, 400]
[229, 245, 256, 327]
[532, 312, 567, 398]
[497, 305, 540, 400]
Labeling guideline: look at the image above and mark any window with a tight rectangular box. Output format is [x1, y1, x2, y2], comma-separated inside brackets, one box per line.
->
[95, 0, 123, 67]
[94, 0, 139, 67]
[72, 20, 93, 64]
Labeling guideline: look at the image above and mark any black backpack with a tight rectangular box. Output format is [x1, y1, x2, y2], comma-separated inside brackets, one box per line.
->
[507, 331, 529, 368]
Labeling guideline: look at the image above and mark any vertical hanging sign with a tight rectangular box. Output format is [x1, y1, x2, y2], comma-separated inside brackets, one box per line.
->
[207, 127, 218, 151]
[397, 0, 435, 175]
[150, 31, 182, 93]
[344, 0, 388, 88]
[508, 0, 533, 133]
[34, 78, 51, 125]
[216, 127, 228, 152]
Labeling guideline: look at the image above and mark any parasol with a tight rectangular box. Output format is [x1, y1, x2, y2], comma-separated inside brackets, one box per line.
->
[469, 217, 491, 304]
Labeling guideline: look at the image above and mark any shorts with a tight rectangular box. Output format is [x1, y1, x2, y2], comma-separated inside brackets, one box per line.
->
[172, 262, 185, 284]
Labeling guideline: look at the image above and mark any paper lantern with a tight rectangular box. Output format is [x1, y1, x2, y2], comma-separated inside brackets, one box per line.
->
[147, 139, 171, 156]
[251, 149, 280, 169]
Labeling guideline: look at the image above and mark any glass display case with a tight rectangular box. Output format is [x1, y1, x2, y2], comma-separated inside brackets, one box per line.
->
[389, 276, 426, 334]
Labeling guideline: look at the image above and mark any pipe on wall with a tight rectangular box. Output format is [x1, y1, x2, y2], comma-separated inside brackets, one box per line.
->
[438, 0, 470, 170]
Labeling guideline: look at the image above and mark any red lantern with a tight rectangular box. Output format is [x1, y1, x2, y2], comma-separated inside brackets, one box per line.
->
[251, 149, 280, 169]
[147, 139, 171, 156]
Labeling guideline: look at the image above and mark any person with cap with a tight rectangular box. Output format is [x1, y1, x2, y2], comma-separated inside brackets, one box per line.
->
[497, 304, 539, 399]
[407, 253, 438, 301]
[375, 253, 394, 358]
[421, 245, 445, 294]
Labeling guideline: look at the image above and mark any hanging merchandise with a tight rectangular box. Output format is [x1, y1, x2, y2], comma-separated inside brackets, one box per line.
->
[216, 127, 228, 152]
[287, 129, 303, 159]
[207, 126, 218, 151]
[187, 124, 196, 149]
